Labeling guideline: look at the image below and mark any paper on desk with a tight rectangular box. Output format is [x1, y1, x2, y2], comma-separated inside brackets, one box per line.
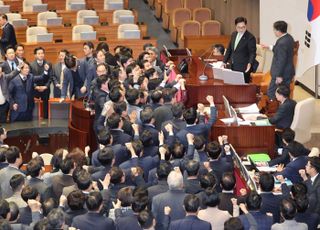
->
[209, 61, 223, 68]
[241, 113, 262, 121]
[220, 117, 243, 124]
[237, 103, 260, 114]
[238, 121, 252, 126]
[256, 166, 277, 172]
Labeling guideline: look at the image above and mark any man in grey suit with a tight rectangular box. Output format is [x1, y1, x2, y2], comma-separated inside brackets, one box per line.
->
[271, 198, 307, 230]
[51, 49, 69, 98]
[0, 146, 24, 199]
[265, 21, 295, 100]
[152, 169, 187, 230]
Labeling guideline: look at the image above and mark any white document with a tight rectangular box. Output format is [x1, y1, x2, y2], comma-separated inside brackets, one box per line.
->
[220, 117, 243, 124]
[256, 166, 277, 172]
[241, 113, 262, 121]
[237, 103, 260, 114]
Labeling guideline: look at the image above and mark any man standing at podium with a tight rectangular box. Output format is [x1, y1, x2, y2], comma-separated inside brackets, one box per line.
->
[223, 17, 257, 83]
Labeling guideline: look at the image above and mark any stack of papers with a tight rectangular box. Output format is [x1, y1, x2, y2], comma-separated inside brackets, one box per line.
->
[220, 117, 243, 124]
[237, 103, 260, 114]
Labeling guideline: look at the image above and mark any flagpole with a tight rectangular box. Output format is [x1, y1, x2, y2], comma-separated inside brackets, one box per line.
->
[316, 65, 319, 99]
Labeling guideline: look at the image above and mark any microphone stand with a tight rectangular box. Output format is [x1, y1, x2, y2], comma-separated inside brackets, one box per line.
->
[198, 48, 215, 81]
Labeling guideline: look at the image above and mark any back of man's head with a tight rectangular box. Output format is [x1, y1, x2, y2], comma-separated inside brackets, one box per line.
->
[9, 174, 25, 192]
[125, 88, 140, 105]
[86, 191, 103, 212]
[282, 128, 295, 144]
[276, 85, 290, 98]
[75, 169, 92, 191]
[287, 141, 306, 158]
[64, 55, 77, 69]
[42, 198, 57, 217]
[107, 113, 122, 129]
[110, 167, 124, 184]
[140, 130, 153, 147]
[140, 107, 154, 124]
[206, 141, 221, 159]
[171, 102, 185, 118]
[117, 187, 133, 207]
[138, 210, 154, 229]
[295, 195, 309, 213]
[224, 217, 244, 230]
[8, 201, 19, 222]
[98, 147, 114, 166]
[21, 185, 39, 203]
[67, 190, 86, 211]
[183, 108, 197, 125]
[291, 183, 307, 198]
[167, 170, 183, 190]
[5, 146, 20, 164]
[185, 160, 200, 177]
[60, 157, 74, 174]
[221, 172, 236, 191]
[97, 128, 112, 145]
[280, 198, 297, 220]
[259, 172, 274, 192]
[183, 194, 200, 213]
[27, 158, 42, 178]
[200, 173, 216, 190]
[162, 88, 173, 103]
[47, 208, 65, 229]
[246, 191, 262, 210]
[0, 199, 10, 219]
[157, 162, 172, 181]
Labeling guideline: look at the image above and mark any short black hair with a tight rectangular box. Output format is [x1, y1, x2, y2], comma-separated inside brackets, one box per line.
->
[235, 17, 247, 25]
[8, 201, 19, 221]
[34, 47, 45, 54]
[27, 158, 42, 178]
[172, 102, 185, 118]
[204, 188, 219, 207]
[47, 208, 65, 229]
[194, 135, 205, 150]
[96, 74, 109, 89]
[113, 101, 127, 116]
[143, 43, 154, 51]
[110, 167, 124, 184]
[126, 88, 140, 105]
[140, 107, 154, 124]
[280, 198, 297, 220]
[185, 160, 200, 177]
[21, 185, 39, 202]
[132, 140, 144, 157]
[206, 141, 221, 159]
[117, 187, 133, 207]
[0, 147, 7, 163]
[183, 107, 197, 124]
[83, 41, 94, 50]
[109, 86, 123, 103]
[162, 88, 174, 103]
[213, 44, 225, 55]
[9, 174, 25, 191]
[98, 147, 114, 166]
[259, 172, 274, 192]
[5, 146, 20, 164]
[150, 90, 162, 104]
[183, 194, 200, 213]
[273, 20, 288, 33]
[156, 161, 172, 180]
[282, 128, 295, 143]
[64, 55, 77, 69]
[276, 85, 290, 98]
[291, 183, 308, 198]
[42, 198, 57, 217]
[172, 143, 185, 159]
[15, 43, 24, 50]
[221, 172, 236, 191]
[75, 169, 92, 190]
[143, 67, 156, 79]
[5, 45, 15, 53]
[0, 199, 10, 219]
[97, 128, 112, 145]
[138, 210, 154, 229]
[86, 191, 103, 211]
[287, 141, 307, 158]
[224, 217, 244, 230]
[107, 113, 122, 129]
[96, 42, 109, 52]
[67, 190, 86, 211]
[246, 191, 262, 210]
[140, 129, 153, 147]
[60, 157, 74, 174]
[308, 156, 320, 173]
[200, 173, 216, 189]
[0, 14, 8, 21]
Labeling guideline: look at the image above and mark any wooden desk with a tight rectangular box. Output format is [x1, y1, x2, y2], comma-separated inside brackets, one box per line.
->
[20, 10, 138, 26]
[184, 35, 230, 55]
[15, 24, 148, 43]
[69, 100, 96, 152]
[3, 0, 22, 12]
[22, 39, 157, 63]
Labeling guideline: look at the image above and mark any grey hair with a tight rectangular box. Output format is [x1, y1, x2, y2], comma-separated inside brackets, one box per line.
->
[146, 46, 159, 55]
[47, 208, 65, 229]
[167, 170, 183, 190]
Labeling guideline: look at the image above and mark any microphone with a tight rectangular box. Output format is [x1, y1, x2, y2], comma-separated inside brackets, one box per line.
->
[163, 45, 171, 57]
[198, 48, 215, 81]
[198, 45, 214, 61]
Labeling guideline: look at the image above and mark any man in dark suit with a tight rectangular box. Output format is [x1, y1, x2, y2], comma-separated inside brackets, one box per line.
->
[107, 113, 132, 145]
[19, 185, 40, 225]
[265, 21, 295, 100]
[153, 88, 175, 130]
[184, 160, 203, 195]
[51, 49, 69, 98]
[8, 62, 49, 122]
[91, 146, 114, 182]
[161, 102, 186, 136]
[294, 195, 319, 230]
[72, 191, 115, 230]
[148, 162, 171, 202]
[167, 194, 211, 230]
[300, 156, 320, 217]
[140, 107, 159, 146]
[64, 190, 88, 226]
[223, 17, 256, 83]
[30, 47, 52, 119]
[0, 14, 17, 56]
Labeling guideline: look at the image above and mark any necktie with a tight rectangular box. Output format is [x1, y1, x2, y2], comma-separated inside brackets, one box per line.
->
[11, 62, 15, 71]
[234, 33, 241, 49]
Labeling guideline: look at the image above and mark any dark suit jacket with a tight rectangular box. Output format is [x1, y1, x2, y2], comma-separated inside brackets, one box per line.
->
[278, 156, 307, 183]
[18, 206, 33, 225]
[223, 30, 256, 73]
[91, 144, 130, 167]
[169, 215, 211, 230]
[184, 178, 203, 194]
[140, 124, 159, 146]
[268, 98, 296, 129]
[110, 129, 132, 146]
[0, 60, 19, 102]
[51, 62, 64, 97]
[148, 180, 169, 202]
[51, 174, 75, 198]
[94, 89, 109, 121]
[0, 22, 17, 55]
[153, 103, 173, 131]
[61, 59, 91, 98]
[114, 209, 141, 230]
[105, 52, 117, 67]
[238, 211, 273, 230]
[65, 208, 87, 226]
[295, 211, 320, 230]
[72, 212, 115, 230]
[29, 60, 51, 88]
[27, 177, 50, 201]
[218, 192, 237, 215]
[305, 174, 320, 215]
[270, 33, 295, 81]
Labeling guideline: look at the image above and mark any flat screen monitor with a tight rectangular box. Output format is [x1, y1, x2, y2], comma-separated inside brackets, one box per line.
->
[47, 17, 62, 26]
[12, 19, 28, 27]
[118, 15, 134, 24]
[230, 106, 239, 125]
[0, 5, 10, 14]
[83, 16, 99, 25]
[32, 4, 48, 12]
[36, 33, 53, 42]
[80, 31, 97, 40]
[123, 30, 140, 39]
[222, 95, 232, 118]
[223, 69, 246, 85]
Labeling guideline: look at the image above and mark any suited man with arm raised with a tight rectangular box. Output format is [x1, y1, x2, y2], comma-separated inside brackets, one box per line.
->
[223, 17, 257, 83]
[263, 21, 295, 100]
[0, 14, 17, 56]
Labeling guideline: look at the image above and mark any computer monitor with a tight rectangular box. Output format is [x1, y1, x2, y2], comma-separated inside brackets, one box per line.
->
[230, 106, 239, 125]
[123, 30, 140, 39]
[222, 69, 246, 85]
[32, 4, 48, 12]
[212, 67, 223, 80]
[118, 15, 134, 24]
[222, 95, 232, 118]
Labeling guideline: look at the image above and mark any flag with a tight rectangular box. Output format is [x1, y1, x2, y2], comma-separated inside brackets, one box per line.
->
[296, 0, 320, 77]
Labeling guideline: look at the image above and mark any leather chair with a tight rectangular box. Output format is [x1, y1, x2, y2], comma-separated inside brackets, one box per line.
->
[162, 0, 183, 30]
[193, 8, 211, 23]
[170, 8, 191, 44]
[183, 0, 202, 10]
[76, 10, 98, 25]
[37, 11, 59, 26]
[118, 24, 140, 39]
[72, 25, 95, 40]
[201, 20, 221, 36]
[178, 20, 200, 47]
[26, 26, 48, 42]
[113, 9, 133, 24]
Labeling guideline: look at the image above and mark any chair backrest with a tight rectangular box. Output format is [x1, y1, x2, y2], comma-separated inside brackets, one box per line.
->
[40, 153, 53, 165]
[193, 8, 211, 23]
[26, 26, 48, 42]
[0, 1, 4, 6]
[72, 24, 94, 40]
[290, 98, 315, 143]
[6, 13, 22, 22]
[118, 23, 140, 39]
[66, 0, 85, 10]
[255, 44, 266, 73]
[164, 0, 182, 14]
[23, 0, 42, 12]
[37, 11, 58, 26]
[77, 10, 97, 24]
[201, 20, 221, 36]
[172, 8, 191, 28]
[104, 0, 123, 10]
[181, 20, 200, 39]
[113, 9, 133, 24]
[184, 0, 202, 10]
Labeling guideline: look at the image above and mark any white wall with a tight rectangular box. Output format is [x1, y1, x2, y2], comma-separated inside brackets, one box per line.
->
[260, 0, 318, 95]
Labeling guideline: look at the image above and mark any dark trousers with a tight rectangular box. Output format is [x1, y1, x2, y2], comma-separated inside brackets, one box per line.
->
[53, 86, 61, 98]
[0, 101, 9, 123]
[34, 88, 50, 119]
[10, 108, 33, 122]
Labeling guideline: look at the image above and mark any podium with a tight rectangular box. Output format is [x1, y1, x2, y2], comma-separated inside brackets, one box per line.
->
[68, 100, 97, 153]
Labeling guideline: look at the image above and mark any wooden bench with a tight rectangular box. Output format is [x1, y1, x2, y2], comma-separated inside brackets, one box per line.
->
[22, 39, 157, 63]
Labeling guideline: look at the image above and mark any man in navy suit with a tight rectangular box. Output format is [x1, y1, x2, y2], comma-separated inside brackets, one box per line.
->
[61, 54, 92, 100]
[265, 21, 295, 100]
[167, 194, 211, 230]
[223, 16, 257, 83]
[176, 95, 217, 148]
[0, 14, 17, 56]
[276, 142, 308, 184]
[107, 113, 132, 145]
[72, 191, 115, 230]
[8, 62, 49, 122]
[140, 107, 159, 146]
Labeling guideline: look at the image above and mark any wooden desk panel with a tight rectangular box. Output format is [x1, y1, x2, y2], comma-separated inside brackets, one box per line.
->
[15, 24, 147, 43]
[184, 35, 230, 55]
[22, 39, 157, 63]
[3, 0, 22, 12]
[43, 0, 66, 10]
[86, 0, 129, 10]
